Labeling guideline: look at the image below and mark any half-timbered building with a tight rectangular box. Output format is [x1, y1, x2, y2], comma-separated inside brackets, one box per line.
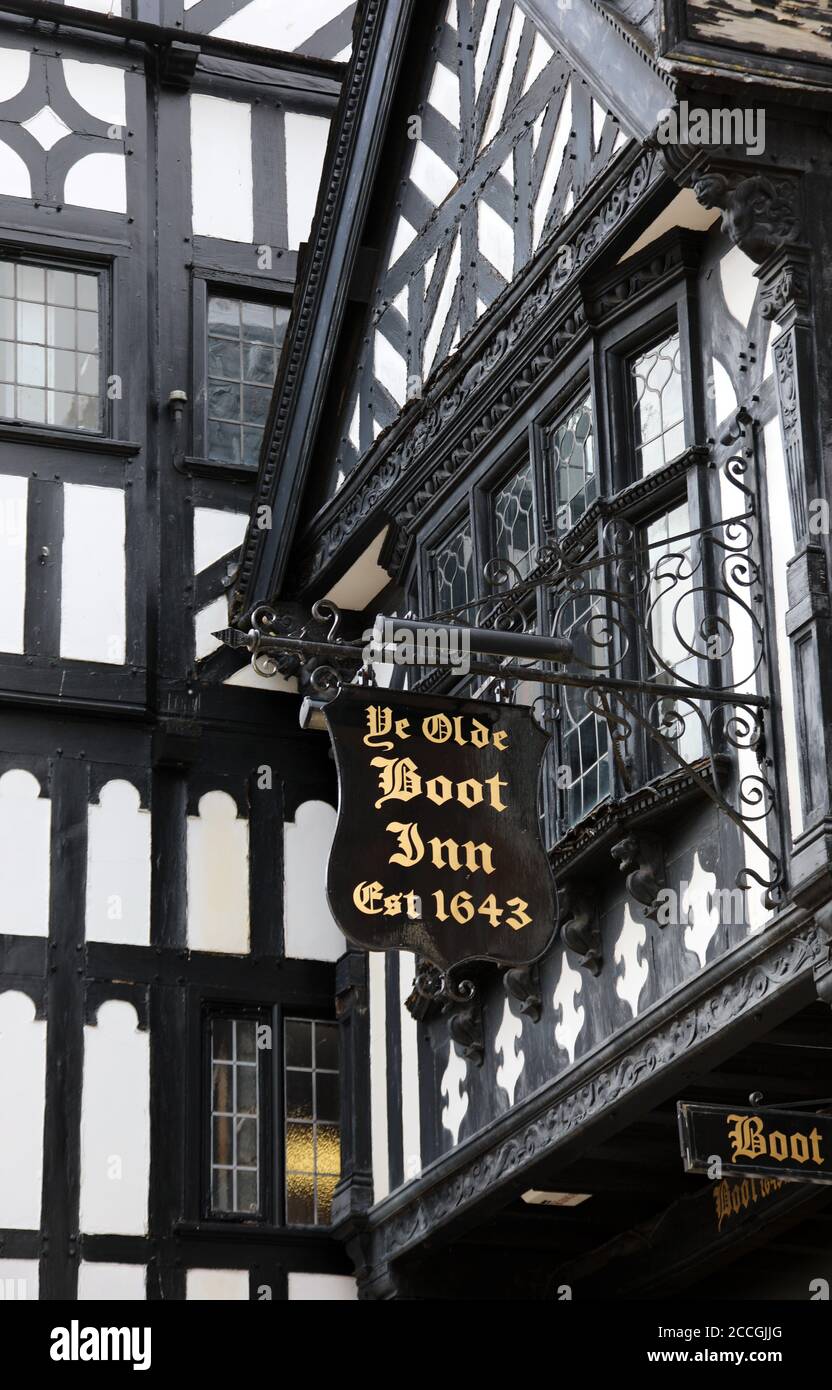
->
[2, 0, 832, 1302]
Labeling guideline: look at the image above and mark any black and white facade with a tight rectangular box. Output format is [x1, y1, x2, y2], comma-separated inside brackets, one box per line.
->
[0, 0, 359, 1301]
[3, 0, 832, 1303]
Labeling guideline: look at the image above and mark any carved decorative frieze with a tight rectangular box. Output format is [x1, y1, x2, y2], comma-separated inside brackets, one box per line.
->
[370, 920, 821, 1270]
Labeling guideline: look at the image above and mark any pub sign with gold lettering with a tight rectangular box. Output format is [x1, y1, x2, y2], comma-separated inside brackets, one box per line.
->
[678, 1102, 832, 1186]
[323, 686, 558, 971]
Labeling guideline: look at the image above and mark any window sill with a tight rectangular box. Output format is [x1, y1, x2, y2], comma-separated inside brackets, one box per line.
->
[183, 454, 259, 482]
[174, 1219, 335, 1244]
[550, 754, 729, 879]
[0, 419, 141, 455]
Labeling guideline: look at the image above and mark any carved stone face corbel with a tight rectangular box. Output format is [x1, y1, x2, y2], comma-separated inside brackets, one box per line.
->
[610, 834, 666, 923]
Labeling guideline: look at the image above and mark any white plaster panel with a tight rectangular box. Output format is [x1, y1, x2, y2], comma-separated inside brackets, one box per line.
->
[409, 139, 457, 207]
[440, 1040, 468, 1146]
[223, 663, 297, 693]
[85, 780, 151, 946]
[399, 951, 421, 1180]
[0, 991, 46, 1229]
[0, 769, 50, 936]
[0, 139, 31, 199]
[187, 790, 250, 954]
[764, 415, 802, 838]
[186, 1268, 249, 1300]
[614, 906, 648, 1018]
[719, 244, 758, 328]
[284, 111, 330, 249]
[552, 952, 585, 1061]
[533, 82, 572, 247]
[0, 1259, 38, 1300]
[62, 59, 126, 127]
[64, 152, 126, 215]
[495, 996, 524, 1106]
[681, 852, 720, 970]
[195, 594, 228, 661]
[479, 3, 524, 149]
[374, 329, 407, 406]
[190, 94, 253, 242]
[368, 951, 389, 1202]
[478, 198, 514, 282]
[711, 355, 738, 428]
[287, 1272, 358, 1300]
[427, 61, 460, 127]
[0, 473, 26, 652]
[0, 48, 28, 103]
[80, 1001, 150, 1236]
[423, 231, 460, 376]
[60, 483, 126, 664]
[77, 1262, 146, 1299]
[210, 0, 351, 53]
[193, 507, 248, 575]
[283, 799, 341, 961]
[523, 29, 553, 94]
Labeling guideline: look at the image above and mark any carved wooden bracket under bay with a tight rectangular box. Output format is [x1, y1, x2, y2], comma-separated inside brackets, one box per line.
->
[503, 962, 543, 1022]
[559, 880, 602, 976]
[611, 832, 666, 923]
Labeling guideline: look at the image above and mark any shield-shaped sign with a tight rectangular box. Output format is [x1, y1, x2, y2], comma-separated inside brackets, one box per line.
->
[323, 686, 557, 972]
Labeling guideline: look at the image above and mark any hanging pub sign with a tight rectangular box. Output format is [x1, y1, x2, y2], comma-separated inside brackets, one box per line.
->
[323, 686, 557, 972]
[678, 1102, 832, 1186]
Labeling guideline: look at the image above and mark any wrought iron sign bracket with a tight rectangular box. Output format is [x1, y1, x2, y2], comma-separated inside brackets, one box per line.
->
[217, 414, 784, 1040]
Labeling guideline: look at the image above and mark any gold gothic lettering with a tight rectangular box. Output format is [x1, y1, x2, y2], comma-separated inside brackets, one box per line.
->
[370, 757, 508, 812]
[727, 1113, 824, 1167]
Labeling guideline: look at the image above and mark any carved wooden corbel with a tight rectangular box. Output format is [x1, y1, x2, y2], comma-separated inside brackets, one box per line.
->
[503, 963, 542, 1021]
[443, 980, 484, 1067]
[610, 833, 666, 923]
[559, 879, 602, 975]
[690, 168, 802, 265]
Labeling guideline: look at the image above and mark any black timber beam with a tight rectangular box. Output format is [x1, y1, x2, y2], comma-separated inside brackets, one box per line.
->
[0, 0, 344, 83]
[517, 0, 675, 141]
[230, 0, 419, 621]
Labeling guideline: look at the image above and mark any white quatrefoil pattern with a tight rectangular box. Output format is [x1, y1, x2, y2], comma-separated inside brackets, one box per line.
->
[0, 47, 127, 213]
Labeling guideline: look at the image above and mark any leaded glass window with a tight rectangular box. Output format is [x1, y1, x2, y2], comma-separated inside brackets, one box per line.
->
[493, 461, 536, 577]
[284, 1018, 340, 1227]
[551, 394, 596, 532]
[554, 570, 612, 830]
[430, 521, 475, 614]
[631, 332, 685, 475]
[645, 500, 702, 764]
[0, 259, 102, 432]
[210, 1017, 260, 1216]
[206, 295, 289, 468]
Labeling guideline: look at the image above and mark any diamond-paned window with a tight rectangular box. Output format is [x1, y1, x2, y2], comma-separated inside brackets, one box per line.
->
[430, 521, 475, 614]
[632, 332, 685, 475]
[551, 393, 596, 532]
[493, 461, 536, 578]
